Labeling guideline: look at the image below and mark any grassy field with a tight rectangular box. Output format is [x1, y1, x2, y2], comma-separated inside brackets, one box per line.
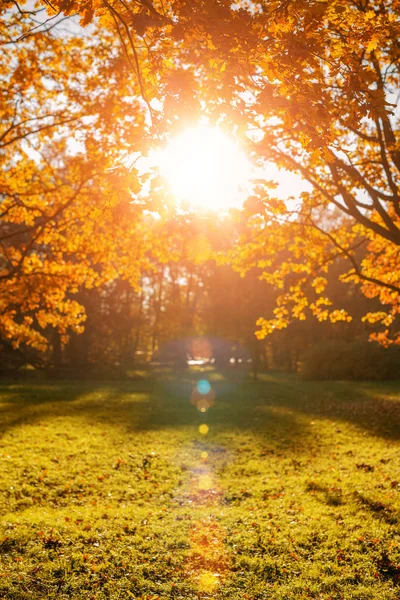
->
[0, 370, 400, 599]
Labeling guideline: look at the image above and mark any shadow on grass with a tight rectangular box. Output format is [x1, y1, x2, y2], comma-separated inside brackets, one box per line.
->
[354, 491, 400, 526]
[0, 371, 399, 447]
[253, 372, 400, 440]
[0, 372, 311, 454]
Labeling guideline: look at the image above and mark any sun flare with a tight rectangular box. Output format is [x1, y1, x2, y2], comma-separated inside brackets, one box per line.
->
[158, 126, 251, 211]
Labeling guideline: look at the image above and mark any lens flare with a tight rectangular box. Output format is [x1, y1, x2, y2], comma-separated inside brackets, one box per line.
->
[196, 379, 211, 395]
[190, 385, 215, 412]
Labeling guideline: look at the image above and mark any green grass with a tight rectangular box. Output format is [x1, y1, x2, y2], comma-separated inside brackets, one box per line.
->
[0, 371, 400, 599]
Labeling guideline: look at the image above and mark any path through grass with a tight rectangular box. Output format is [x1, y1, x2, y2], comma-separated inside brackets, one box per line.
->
[0, 371, 400, 599]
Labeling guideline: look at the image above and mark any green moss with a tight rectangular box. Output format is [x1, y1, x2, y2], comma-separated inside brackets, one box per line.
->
[0, 373, 399, 598]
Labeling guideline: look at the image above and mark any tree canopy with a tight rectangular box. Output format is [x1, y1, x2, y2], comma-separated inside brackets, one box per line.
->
[1, 0, 399, 362]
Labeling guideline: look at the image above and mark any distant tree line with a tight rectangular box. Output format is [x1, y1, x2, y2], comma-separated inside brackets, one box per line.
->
[1, 227, 383, 375]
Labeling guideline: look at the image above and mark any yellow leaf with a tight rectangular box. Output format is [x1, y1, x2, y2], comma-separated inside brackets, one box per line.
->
[364, 10, 375, 20]
[366, 36, 379, 53]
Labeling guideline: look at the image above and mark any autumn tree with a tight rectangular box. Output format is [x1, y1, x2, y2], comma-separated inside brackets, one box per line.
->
[2, 0, 400, 359]
[35, 0, 399, 343]
[236, 0, 400, 344]
[0, 1, 160, 360]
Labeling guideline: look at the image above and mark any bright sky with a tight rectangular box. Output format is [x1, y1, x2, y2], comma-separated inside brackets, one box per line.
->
[144, 125, 311, 213]
[155, 126, 251, 211]
[23, 119, 310, 215]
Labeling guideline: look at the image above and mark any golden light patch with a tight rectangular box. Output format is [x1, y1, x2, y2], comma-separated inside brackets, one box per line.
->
[198, 474, 213, 491]
[201, 451, 208, 459]
[198, 571, 219, 593]
[199, 424, 209, 435]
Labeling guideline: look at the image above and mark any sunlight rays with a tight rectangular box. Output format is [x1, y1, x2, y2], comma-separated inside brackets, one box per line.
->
[157, 126, 252, 211]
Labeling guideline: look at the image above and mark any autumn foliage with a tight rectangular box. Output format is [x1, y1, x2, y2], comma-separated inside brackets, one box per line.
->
[1, 0, 399, 364]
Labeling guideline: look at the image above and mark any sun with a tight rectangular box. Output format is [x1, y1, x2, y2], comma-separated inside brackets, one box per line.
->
[157, 126, 251, 211]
